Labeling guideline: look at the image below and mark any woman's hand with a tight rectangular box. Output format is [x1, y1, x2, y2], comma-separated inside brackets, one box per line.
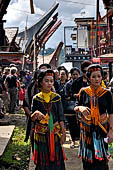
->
[74, 106, 90, 116]
[60, 133, 66, 145]
[31, 110, 45, 121]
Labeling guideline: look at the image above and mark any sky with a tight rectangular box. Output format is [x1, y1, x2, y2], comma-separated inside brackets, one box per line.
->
[3, 0, 107, 49]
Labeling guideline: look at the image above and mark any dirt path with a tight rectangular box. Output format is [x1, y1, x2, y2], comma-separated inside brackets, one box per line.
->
[28, 131, 83, 170]
[0, 112, 26, 126]
[63, 131, 82, 170]
[64, 131, 113, 170]
[29, 130, 113, 170]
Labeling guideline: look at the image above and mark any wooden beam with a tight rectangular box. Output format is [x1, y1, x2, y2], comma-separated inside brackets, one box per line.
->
[30, 0, 35, 14]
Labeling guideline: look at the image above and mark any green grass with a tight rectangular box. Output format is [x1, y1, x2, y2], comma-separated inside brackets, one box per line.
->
[108, 143, 113, 157]
[0, 126, 30, 170]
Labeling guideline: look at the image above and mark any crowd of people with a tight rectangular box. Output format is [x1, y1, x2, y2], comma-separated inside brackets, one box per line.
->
[0, 61, 113, 170]
[0, 64, 32, 118]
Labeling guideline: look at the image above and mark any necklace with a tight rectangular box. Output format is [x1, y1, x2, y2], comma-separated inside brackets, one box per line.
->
[41, 92, 53, 114]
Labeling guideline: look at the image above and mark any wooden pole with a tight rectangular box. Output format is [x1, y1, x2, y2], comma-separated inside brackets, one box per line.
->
[30, 0, 35, 14]
[23, 26, 27, 70]
[22, 16, 28, 70]
[33, 35, 36, 71]
[90, 20, 94, 63]
[43, 44, 45, 64]
[109, 62, 112, 82]
[64, 27, 66, 58]
[96, 0, 99, 57]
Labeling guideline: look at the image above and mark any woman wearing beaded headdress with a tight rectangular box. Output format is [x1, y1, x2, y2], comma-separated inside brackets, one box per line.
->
[74, 64, 113, 170]
[31, 69, 66, 170]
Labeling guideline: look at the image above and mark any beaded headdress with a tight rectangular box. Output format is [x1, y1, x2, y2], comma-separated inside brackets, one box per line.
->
[45, 72, 54, 77]
[88, 67, 101, 73]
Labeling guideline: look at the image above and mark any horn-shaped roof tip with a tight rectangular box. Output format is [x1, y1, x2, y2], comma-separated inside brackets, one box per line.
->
[17, 1, 59, 51]
[18, 1, 59, 38]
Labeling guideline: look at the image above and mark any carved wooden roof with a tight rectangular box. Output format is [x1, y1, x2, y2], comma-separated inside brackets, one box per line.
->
[18, 1, 59, 53]
[0, 0, 11, 20]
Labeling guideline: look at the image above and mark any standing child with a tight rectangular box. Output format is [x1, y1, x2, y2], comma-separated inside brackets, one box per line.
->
[19, 84, 25, 109]
[31, 69, 66, 170]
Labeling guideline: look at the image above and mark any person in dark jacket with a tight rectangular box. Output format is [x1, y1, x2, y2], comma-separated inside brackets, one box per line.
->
[4, 68, 18, 113]
[56, 68, 68, 111]
[70, 61, 91, 146]
[65, 67, 80, 148]
[71, 60, 91, 96]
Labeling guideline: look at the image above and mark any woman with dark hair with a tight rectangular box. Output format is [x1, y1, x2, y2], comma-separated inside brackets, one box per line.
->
[65, 67, 80, 148]
[57, 68, 68, 110]
[71, 60, 91, 95]
[74, 64, 113, 170]
[31, 69, 66, 170]
[38, 63, 51, 70]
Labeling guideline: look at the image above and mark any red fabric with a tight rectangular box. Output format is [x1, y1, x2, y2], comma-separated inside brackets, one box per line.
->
[19, 88, 25, 100]
[62, 147, 68, 160]
[49, 130, 55, 162]
[32, 150, 38, 165]
[16, 80, 19, 88]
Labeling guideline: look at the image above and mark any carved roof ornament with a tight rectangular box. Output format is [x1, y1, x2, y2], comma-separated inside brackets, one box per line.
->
[18, 1, 59, 53]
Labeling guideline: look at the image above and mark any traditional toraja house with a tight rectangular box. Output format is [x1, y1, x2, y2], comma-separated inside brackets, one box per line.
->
[0, 0, 34, 47]
[0, 0, 24, 68]
[0, 0, 37, 49]
[92, 0, 113, 64]
[18, 1, 62, 70]
[18, 2, 59, 53]
[92, 0, 113, 79]
[0, 1, 62, 70]
[25, 42, 63, 70]
[73, 3, 113, 65]
[0, 0, 10, 47]
[37, 42, 63, 69]
[65, 2, 113, 69]
[74, 16, 110, 59]
[0, 52, 23, 67]
[101, 0, 113, 53]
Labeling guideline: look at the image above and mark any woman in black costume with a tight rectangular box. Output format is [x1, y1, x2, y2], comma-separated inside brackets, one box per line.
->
[74, 64, 113, 170]
[31, 69, 66, 170]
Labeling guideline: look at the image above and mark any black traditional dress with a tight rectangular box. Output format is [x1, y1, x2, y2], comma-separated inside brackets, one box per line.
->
[77, 86, 112, 170]
[31, 91, 66, 170]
